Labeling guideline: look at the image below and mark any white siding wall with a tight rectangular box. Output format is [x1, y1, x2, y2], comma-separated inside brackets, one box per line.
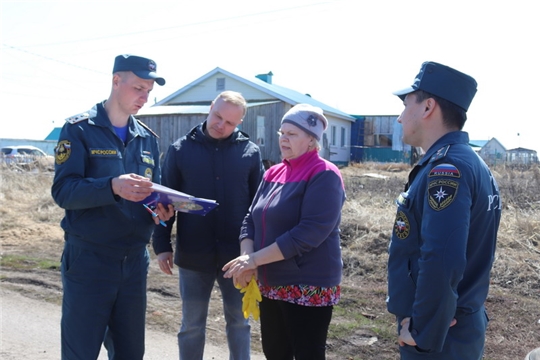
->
[167, 75, 275, 103]
[322, 116, 350, 163]
[160, 73, 353, 164]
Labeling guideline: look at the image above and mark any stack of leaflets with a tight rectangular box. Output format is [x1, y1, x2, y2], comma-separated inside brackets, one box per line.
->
[141, 183, 218, 216]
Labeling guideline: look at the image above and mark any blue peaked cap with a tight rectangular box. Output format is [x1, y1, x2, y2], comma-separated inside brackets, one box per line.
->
[393, 61, 477, 111]
[113, 54, 166, 86]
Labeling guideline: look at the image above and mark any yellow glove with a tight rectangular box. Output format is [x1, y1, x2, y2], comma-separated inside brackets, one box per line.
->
[235, 276, 262, 320]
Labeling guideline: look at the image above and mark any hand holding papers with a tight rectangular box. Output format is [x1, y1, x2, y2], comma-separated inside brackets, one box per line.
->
[141, 183, 218, 216]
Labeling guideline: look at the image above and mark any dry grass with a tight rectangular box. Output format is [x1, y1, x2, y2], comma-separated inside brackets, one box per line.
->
[1, 161, 539, 359]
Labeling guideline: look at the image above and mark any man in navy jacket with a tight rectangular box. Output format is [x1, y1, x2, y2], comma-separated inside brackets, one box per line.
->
[152, 91, 264, 360]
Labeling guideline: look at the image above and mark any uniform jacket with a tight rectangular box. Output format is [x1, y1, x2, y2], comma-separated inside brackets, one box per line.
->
[51, 102, 162, 256]
[240, 150, 345, 288]
[151, 122, 264, 272]
[387, 131, 502, 352]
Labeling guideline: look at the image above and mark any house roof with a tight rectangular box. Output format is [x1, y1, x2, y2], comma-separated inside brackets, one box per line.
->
[154, 67, 355, 122]
[469, 140, 488, 148]
[139, 105, 210, 116]
[138, 101, 281, 116]
[507, 147, 537, 153]
[45, 127, 62, 141]
[485, 137, 507, 151]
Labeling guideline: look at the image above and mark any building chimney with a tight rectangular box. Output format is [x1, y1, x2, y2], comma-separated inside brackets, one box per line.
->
[256, 71, 273, 84]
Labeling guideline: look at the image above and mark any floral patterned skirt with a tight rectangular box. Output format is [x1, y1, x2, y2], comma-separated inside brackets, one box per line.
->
[259, 282, 341, 306]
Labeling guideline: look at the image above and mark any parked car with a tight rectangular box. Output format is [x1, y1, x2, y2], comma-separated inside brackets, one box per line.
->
[1, 145, 51, 165]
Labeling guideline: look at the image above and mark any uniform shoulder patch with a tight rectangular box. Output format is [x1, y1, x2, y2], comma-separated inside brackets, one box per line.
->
[429, 163, 461, 178]
[428, 178, 459, 211]
[65, 112, 90, 124]
[429, 144, 450, 163]
[394, 210, 410, 239]
[55, 140, 72, 165]
[136, 119, 159, 138]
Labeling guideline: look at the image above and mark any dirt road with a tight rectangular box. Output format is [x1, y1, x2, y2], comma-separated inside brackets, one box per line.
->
[0, 287, 264, 359]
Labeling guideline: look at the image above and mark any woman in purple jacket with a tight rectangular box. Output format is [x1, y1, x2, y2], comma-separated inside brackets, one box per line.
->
[223, 103, 346, 360]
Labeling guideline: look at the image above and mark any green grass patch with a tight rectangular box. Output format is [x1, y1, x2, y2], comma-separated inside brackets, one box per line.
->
[330, 303, 396, 342]
[0, 254, 60, 270]
[330, 306, 374, 337]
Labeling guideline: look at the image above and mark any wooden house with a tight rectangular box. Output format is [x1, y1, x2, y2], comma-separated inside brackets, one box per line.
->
[506, 147, 539, 165]
[477, 137, 506, 166]
[137, 68, 355, 166]
[350, 115, 419, 164]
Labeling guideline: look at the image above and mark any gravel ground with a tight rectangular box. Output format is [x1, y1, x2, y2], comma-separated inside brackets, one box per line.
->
[0, 287, 264, 359]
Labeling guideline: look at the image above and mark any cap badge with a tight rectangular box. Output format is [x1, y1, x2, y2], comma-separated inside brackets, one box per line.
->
[147, 60, 156, 71]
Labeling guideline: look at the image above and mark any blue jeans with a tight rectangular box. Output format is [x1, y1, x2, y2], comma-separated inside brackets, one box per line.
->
[61, 242, 149, 360]
[177, 267, 250, 360]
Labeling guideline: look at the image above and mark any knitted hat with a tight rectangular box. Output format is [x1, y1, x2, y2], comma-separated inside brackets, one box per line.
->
[281, 104, 328, 141]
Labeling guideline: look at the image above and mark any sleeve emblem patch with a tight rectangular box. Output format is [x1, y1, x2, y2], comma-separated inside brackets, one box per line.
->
[394, 211, 410, 239]
[428, 179, 458, 211]
[55, 140, 71, 165]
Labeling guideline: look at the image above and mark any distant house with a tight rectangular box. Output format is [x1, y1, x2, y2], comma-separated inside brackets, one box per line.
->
[350, 115, 419, 164]
[137, 68, 356, 166]
[476, 138, 506, 166]
[506, 147, 539, 164]
[470, 139, 539, 165]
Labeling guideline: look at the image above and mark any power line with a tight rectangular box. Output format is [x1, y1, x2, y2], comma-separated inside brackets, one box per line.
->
[2, 1, 343, 76]
[2, 44, 109, 75]
[13, 1, 337, 48]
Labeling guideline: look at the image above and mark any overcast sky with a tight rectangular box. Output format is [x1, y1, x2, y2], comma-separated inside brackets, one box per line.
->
[1, 0, 538, 153]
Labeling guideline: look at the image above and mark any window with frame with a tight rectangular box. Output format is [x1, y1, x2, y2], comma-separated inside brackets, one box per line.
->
[256, 116, 265, 146]
[331, 125, 337, 146]
[340, 127, 346, 147]
[216, 78, 225, 91]
[370, 116, 394, 147]
[374, 134, 392, 146]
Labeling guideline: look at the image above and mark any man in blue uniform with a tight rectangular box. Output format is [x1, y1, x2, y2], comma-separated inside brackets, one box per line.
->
[52, 54, 174, 360]
[387, 61, 502, 359]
